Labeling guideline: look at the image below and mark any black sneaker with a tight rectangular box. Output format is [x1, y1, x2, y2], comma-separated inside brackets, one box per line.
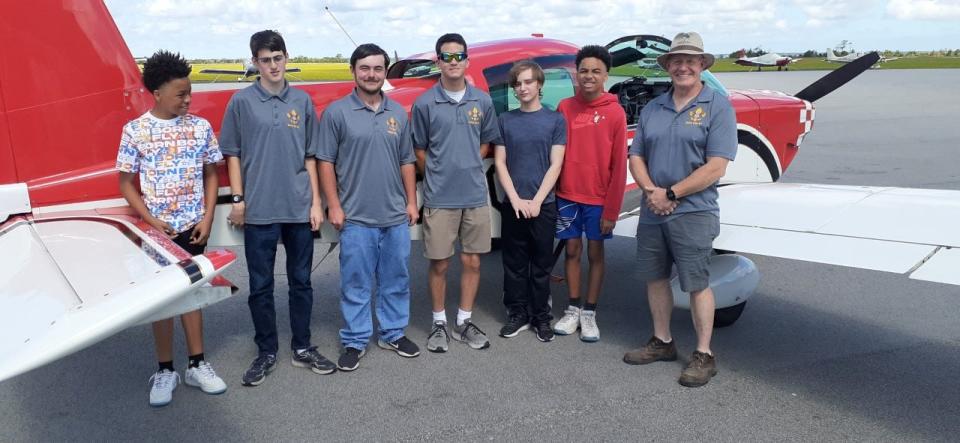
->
[533, 320, 554, 342]
[377, 336, 421, 358]
[241, 354, 277, 386]
[499, 313, 530, 338]
[337, 347, 365, 371]
[291, 346, 336, 375]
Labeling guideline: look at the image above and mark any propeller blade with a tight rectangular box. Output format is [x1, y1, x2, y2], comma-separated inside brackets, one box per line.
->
[795, 51, 880, 102]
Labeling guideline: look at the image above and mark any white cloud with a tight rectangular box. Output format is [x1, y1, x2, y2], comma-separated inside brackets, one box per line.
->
[887, 0, 960, 20]
[793, 0, 880, 27]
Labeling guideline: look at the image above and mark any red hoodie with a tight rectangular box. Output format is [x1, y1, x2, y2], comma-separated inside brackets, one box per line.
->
[556, 92, 627, 221]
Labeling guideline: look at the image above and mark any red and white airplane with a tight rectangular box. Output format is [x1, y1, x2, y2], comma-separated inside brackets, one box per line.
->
[2, 2, 958, 383]
[733, 49, 800, 71]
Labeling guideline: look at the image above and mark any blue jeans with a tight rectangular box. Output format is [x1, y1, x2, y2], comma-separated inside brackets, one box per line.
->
[339, 222, 411, 350]
[244, 223, 314, 355]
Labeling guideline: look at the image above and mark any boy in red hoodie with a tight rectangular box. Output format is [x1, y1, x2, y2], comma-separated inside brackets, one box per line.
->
[552, 45, 627, 342]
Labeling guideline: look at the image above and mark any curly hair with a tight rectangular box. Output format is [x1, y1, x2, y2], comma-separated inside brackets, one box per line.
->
[575, 45, 612, 71]
[142, 50, 191, 92]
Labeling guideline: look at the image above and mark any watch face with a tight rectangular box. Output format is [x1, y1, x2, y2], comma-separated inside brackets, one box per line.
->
[232, 195, 242, 203]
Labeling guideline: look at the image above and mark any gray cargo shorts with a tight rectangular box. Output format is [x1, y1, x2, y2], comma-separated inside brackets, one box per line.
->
[635, 211, 720, 293]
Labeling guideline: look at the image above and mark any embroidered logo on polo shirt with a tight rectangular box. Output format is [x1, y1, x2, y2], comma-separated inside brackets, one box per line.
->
[287, 109, 301, 128]
[467, 106, 482, 125]
[386, 116, 399, 136]
[686, 107, 706, 125]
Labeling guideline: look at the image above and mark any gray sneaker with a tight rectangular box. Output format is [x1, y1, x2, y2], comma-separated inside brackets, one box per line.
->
[426, 321, 450, 353]
[451, 319, 491, 350]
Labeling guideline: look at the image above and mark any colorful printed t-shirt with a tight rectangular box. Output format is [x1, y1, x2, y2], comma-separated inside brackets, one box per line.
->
[116, 112, 223, 233]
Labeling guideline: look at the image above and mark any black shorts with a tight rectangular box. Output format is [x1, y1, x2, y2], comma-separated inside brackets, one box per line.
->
[172, 228, 206, 256]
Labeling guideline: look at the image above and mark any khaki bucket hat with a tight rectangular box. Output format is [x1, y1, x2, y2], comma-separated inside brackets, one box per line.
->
[656, 31, 715, 70]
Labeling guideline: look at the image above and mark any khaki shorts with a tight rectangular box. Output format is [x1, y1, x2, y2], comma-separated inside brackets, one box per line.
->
[422, 206, 492, 260]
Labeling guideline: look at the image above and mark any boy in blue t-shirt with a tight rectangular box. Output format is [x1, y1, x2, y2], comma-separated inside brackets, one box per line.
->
[116, 50, 226, 407]
[493, 60, 567, 342]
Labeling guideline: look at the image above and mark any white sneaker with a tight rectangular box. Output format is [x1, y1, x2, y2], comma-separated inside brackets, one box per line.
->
[579, 310, 599, 342]
[553, 306, 581, 335]
[184, 361, 227, 394]
[148, 369, 180, 407]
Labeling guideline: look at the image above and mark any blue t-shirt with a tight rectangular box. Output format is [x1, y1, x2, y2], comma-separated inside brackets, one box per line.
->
[497, 107, 567, 203]
[629, 84, 737, 224]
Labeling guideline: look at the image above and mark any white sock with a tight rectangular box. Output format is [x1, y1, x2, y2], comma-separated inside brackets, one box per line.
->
[456, 309, 472, 326]
[432, 311, 447, 324]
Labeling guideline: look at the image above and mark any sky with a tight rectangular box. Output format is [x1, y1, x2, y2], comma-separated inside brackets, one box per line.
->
[105, 0, 960, 59]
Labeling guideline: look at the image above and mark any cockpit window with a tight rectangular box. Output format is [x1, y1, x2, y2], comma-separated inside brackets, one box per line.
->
[386, 59, 439, 79]
[482, 54, 576, 115]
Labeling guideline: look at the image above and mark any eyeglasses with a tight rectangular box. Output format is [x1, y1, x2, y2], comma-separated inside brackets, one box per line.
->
[438, 51, 467, 63]
[256, 54, 285, 65]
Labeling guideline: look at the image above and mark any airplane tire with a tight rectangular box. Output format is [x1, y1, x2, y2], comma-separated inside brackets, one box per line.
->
[714, 301, 747, 328]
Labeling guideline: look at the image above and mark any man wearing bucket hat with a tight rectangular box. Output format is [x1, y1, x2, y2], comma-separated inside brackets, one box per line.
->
[622, 32, 737, 388]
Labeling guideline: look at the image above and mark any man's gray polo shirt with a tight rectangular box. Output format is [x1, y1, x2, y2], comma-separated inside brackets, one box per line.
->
[412, 82, 502, 209]
[316, 89, 415, 228]
[629, 84, 737, 224]
[219, 80, 319, 225]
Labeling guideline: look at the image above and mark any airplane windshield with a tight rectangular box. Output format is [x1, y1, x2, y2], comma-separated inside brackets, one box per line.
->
[606, 34, 728, 97]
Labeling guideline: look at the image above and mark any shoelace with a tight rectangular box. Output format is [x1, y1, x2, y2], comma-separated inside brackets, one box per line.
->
[581, 314, 597, 329]
[150, 371, 179, 389]
[194, 362, 217, 379]
[429, 323, 447, 340]
[462, 322, 486, 339]
[690, 352, 711, 369]
[251, 355, 275, 372]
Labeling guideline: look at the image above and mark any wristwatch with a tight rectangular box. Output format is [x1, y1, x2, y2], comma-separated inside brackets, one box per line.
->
[666, 188, 678, 201]
[231, 194, 244, 203]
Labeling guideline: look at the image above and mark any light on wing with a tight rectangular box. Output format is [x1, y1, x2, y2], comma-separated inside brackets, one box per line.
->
[715, 183, 960, 284]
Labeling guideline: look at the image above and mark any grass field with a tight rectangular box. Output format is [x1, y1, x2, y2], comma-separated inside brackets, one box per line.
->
[189, 62, 352, 82]
[611, 56, 960, 76]
[186, 57, 959, 82]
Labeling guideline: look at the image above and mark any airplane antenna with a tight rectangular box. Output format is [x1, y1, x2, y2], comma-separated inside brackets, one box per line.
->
[325, 6, 357, 47]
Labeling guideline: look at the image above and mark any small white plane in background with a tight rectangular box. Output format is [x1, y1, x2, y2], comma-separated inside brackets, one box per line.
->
[198, 61, 301, 81]
[733, 49, 800, 71]
[826, 48, 898, 64]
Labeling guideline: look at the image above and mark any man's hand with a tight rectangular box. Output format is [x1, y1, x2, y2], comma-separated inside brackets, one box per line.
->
[327, 205, 345, 231]
[509, 197, 525, 219]
[190, 219, 212, 245]
[644, 187, 677, 216]
[406, 203, 419, 226]
[145, 215, 177, 238]
[600, 218, 616, 235]
[310, 204, 325, 231]
[228, 202, 245, 227]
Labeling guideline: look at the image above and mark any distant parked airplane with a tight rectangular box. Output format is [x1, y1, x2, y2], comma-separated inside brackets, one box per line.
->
[733, 49, 800, 71]
[199, 61, 301, 81]
[826, 48, 897, 64]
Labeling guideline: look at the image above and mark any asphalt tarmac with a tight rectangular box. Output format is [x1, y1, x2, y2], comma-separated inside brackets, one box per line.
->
[2, 69, 958, 442]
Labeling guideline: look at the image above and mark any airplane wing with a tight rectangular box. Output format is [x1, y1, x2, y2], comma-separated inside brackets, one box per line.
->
[198, 68, 247, 75]
[0, 211, 237, 382]
[613, 183, 960, 286]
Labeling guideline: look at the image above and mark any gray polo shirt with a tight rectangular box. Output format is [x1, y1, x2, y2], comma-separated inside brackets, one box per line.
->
[412, 82, 502, 208]
[316, 90, 415, 228]
[629, 84, 737, 224]
[219, 81, 319, 225]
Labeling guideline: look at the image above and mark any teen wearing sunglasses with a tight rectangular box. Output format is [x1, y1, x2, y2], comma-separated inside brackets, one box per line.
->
[412, 33, 503, 353]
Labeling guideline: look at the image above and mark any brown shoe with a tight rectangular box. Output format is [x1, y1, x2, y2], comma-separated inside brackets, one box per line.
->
[623, 336, 678, 365]
[678, 351, 718, 387]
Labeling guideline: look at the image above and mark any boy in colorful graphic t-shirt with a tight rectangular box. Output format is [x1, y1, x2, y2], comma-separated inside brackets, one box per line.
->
[116, 50, 226, 407]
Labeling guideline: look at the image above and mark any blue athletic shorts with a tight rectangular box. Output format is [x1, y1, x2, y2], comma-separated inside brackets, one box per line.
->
[555, 196, 612, 241]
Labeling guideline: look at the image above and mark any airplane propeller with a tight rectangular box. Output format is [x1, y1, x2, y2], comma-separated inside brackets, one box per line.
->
[795, 51, 880, 102]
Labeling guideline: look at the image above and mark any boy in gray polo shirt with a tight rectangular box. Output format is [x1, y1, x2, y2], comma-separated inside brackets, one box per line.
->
[317, 44, 421, 372]
[220, 30, 335, 386]
[412, 33, 503, 352]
